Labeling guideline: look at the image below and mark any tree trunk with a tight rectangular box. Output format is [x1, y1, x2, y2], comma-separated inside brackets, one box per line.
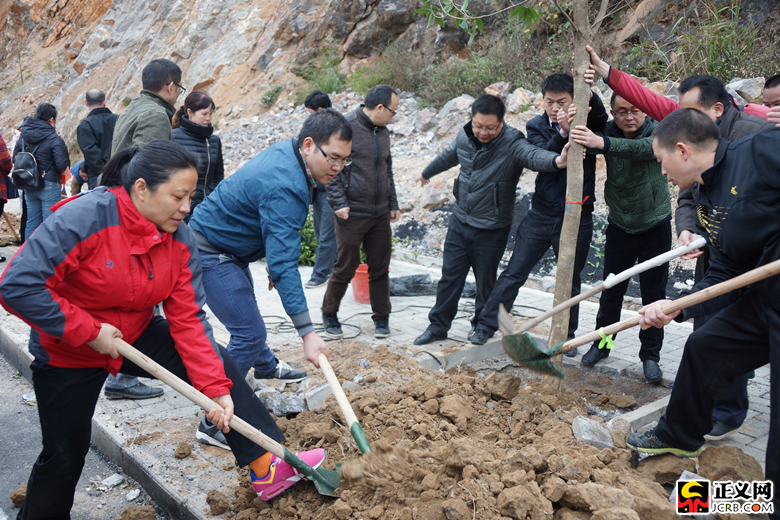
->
[546, 0, 592, 353]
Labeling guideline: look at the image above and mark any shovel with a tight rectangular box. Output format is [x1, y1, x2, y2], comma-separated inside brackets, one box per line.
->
[115, 339, 341, 497]
[318, 353, 371, 453]
[502, 236, 707, 340]
[499, 256, 780, 378]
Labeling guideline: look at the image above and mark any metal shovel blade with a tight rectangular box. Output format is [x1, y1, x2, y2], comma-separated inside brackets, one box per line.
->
[502, 332, 566, 378]
[283, 448, 341, 497]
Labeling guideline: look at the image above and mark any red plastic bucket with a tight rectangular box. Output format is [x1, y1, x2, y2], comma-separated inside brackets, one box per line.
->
[351, 264, 370, 303]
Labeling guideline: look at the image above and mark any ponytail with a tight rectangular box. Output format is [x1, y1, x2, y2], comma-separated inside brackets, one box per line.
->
[100, 147, 139, 187]
[171, 105, 186, 129]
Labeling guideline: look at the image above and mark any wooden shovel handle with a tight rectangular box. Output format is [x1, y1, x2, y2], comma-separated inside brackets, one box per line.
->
[318, 353, 359, 428]
[115, 339, 286, 459]
[559, 257, 780, 352]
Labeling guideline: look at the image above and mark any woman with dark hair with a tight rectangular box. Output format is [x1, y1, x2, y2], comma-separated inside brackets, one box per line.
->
[0, 140, 326, 518]
[13, 103, 71, 240]
[171, 90, 224, 221]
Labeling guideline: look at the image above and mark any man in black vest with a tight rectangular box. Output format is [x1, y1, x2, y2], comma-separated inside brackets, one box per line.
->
[76, 89, 118, 190]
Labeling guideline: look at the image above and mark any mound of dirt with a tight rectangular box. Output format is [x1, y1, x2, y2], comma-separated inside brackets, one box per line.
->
[210, 341, 758, 520]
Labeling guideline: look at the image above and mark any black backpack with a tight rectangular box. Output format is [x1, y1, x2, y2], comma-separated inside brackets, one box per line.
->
[12, 139, 44, 190]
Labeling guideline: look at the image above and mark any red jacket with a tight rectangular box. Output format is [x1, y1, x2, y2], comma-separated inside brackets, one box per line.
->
[0, 187, 232, 398]
[607, 68, 770, 122]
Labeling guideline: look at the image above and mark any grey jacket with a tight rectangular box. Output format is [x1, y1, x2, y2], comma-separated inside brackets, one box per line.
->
[675, 104, 775, 235]
[421, 122, 561, 230]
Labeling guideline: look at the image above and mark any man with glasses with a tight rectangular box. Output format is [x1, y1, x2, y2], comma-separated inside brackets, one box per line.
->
[111, 58, 184, 154]
[413, 94, 570, 346]
[103, 58, 185, 400]
[189, 109, 350, 448]
[321, 84, 399, 339]
[468, 75, 607, 348]
[568, 93, 670, 382]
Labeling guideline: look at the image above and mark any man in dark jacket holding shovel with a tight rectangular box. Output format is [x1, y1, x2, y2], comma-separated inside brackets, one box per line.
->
[569, 93, 671, 383]
[413, 94, 569, 346]
[321, 85, 400, 340]
[630, 111, 780, 517]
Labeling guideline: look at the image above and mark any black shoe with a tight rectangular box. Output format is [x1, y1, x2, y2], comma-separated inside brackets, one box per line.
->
[196, 417, 231, 451]
[704, 420, 741, 441]
[374, 318, 390, 338]
[414, 329, 447, 345]
[581, 343, 609, 366]
[304, 277, 328, 289]
[467, 326, 477, 342]
[564, 347, 579, 358]
[254, 360, 307, 382]
[626, 430, 702, 458]
[469, 328, 493, 345]
[104, 381, 164, 400]
[322, 313, 343, 339]
[643, 360, 663, 383]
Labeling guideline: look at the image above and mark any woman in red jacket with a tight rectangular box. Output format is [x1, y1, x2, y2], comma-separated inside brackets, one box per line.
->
[0, 140, 326, 518]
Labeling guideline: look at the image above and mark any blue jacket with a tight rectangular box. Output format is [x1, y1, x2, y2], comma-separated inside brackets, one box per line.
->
[190, 139, 313, 335]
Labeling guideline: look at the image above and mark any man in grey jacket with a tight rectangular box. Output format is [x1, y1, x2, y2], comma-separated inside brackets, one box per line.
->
[111, 58, 183, 154]
[321, 85, 400, 339]
[413, 95, 569, 345]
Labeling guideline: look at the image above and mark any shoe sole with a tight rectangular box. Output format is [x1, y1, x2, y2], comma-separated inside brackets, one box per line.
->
[255, 375, 306, 384]
[626, 442, 702, 458]
[374, 332, 390, 338]
[104, 390, 164, 400]
[414, 336, 447, 345]
[323, 330, 343, 339]
[704, 429, 739, 441]
[196, 430, 232, 451]
[305, 281, 328, 289]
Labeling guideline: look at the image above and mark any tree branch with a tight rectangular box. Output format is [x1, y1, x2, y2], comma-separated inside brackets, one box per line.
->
[549, 0, 579, 32]
[591, 0, 611, 32]
[433, 0, 536, 21]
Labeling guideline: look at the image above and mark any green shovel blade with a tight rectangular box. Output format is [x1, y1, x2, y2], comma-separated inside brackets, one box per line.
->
[283, 447, 340, 497]
[502, 332, 566, 379]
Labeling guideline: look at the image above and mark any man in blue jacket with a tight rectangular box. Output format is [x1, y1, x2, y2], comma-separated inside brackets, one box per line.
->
[189, 109, 350, 449]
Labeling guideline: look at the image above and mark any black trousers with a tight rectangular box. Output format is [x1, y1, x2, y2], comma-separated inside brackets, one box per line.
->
[477, 208, 593, 338]
[427, 215, 511, 336]
[322, 212, 392, 320]
[694, 253, 753, 427]
[655, 290, 779, 517]
[18, 316, 283, 520]
[591, 220, 671, 362]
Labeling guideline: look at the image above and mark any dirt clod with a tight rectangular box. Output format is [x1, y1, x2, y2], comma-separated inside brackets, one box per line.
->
[637, 453, 697, 485]
[119, 505, 157, 520]
[699, 445, 764, 482]
[10, 485, 26, 507]
[206, 489, 230, 515]
[174, 441, 192, 459]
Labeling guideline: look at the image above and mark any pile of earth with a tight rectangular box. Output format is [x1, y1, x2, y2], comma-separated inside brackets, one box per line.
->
[200, 343, 765, 520]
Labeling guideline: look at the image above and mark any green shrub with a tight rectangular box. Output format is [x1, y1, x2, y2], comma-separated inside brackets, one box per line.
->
[262, 86, 283, 107]
[293, 42, 344, 95]
[299, 208, 317, 266]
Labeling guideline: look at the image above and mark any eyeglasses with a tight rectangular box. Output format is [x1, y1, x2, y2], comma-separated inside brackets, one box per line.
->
[168, 82, 187, 95]
[472, 122, 501, 134]
[614, 109, 643, 119]
[314, 141, 352, 168]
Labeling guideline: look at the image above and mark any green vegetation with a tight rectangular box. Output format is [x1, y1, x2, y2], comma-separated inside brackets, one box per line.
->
[262, 86, 283, 107]
[619, 1, 776, 81]
[299, 208, 317, 266]
[293, 43, 345, 95]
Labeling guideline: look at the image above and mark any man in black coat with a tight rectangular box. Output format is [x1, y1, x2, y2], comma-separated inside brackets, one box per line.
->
[76, 89, 118, 190]
[470, 74, 607, 352]
[630, 110, 780, 517]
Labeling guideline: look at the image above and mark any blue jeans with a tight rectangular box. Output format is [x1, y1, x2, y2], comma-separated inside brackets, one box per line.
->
[199, 251, 277, 377]
[311, 190, 338, 282]
[24, 181, 61, 240]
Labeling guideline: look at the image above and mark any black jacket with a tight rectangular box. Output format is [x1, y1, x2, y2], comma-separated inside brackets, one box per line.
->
[76, 107, 118, 178]
[13, 117, 70, 184]
[421, 122, 561, 230]
[526, 92, 608, 216]
[327, 108, 398, 219]
[675, 104, 775, 235]
[171, 116, 224, 213]
[677, 128, 780, 320]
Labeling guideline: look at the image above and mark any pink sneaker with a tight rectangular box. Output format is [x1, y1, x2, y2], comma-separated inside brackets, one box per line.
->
[251, 448, 326, 501]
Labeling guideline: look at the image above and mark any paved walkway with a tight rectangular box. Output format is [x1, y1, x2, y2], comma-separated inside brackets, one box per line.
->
[0, 252, 770, 518]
